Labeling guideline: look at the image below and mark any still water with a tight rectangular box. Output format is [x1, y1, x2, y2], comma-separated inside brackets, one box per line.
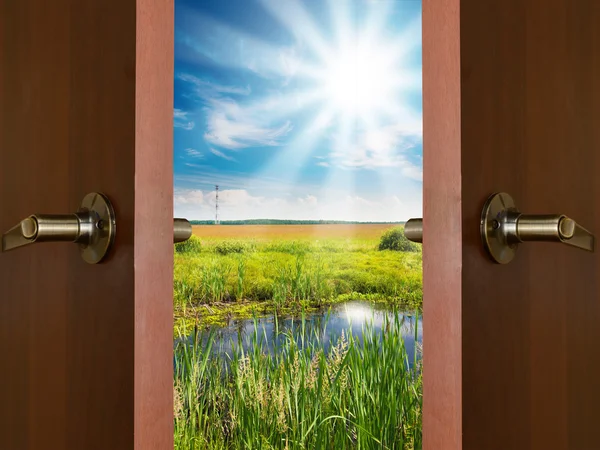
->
[187, 301, 423, 364]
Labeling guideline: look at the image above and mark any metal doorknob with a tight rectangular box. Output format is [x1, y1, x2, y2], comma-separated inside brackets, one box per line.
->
[404, 218, 423, 243]
[481, 192, 595, 264]
[1, 192, 116, 264]
[404, 193, 595, 265]
[2, 193, 194, 264]
[174, 218, 192, 243]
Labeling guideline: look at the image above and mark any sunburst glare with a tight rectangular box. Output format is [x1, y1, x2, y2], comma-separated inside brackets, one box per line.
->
[321, 44, 398, 118]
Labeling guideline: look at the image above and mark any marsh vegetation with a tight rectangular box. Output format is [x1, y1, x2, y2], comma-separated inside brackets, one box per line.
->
[174, 309, 422, 449]
[174, 224, 422, 328]
[173, 224, 423, 449]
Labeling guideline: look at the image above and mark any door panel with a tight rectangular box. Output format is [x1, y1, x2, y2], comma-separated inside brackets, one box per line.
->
[424, 0, 600, 449]
[0, 1, 173, 449]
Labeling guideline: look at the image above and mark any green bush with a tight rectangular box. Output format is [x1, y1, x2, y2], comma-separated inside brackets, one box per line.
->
[214, 240, 255, 255]
[175, 235, 202, 254]
[247, 277, 275, 301]
[378, 226, 419, 252]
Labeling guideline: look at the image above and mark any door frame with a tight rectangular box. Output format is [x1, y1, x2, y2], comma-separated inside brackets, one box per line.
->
[422, 0, 461, 448]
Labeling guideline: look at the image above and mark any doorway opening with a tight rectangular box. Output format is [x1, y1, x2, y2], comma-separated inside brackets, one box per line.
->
[173, 1, 423, 447]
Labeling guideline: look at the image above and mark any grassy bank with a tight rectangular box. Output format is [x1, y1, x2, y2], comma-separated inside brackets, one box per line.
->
[174, 312, 422, 449]
[174, 226, 422, 328]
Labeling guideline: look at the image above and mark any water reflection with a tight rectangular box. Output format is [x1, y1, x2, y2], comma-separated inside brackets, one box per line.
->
[186, 301, 423, 364]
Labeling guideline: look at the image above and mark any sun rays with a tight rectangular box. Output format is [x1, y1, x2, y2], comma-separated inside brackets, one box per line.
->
[244, 0, 422, 186]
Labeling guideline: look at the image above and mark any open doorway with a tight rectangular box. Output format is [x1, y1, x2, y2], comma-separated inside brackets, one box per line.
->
[172, 1, 423, 447]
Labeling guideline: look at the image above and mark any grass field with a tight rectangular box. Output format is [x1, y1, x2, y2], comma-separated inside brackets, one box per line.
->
[174, 224, 422, 328]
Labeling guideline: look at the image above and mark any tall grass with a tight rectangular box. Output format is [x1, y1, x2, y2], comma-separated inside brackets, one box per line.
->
[201, 260, 230, 303]
[174, 239, 422, 310]
[173, 311, 422, 449]
[175, 235, 203, 254]
[236, 257, 247, 302]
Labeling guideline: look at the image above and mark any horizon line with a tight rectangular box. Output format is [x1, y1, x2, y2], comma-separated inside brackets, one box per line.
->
[188, 219, 408, 224]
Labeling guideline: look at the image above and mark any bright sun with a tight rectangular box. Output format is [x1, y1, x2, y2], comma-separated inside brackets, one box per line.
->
[220, 0, 422, 185]
[322, 45, 397, 118]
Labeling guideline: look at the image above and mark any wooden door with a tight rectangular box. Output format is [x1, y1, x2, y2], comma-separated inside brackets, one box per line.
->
[423, 0, 600, 449]
[0, 1, 174, 449]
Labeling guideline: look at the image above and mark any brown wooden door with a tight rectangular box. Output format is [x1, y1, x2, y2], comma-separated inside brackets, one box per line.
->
[423, 0, 600, 449]
[0, 1, 174, 449]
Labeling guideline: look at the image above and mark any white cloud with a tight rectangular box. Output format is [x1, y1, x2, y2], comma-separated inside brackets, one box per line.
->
[204, 98, 293, 150]
[278, 46, 302, 81]
[298, 194, 318, 206]
[175, 10, 302, 80]
[185, 163, 206, 169]
[177, 74, 294, 150]
[185, 148, 203, 158]
[327, 121, 423, 181]
[317, 161, 330, 167]
[210, 147, 237, 161]
[174, 189, 204, 205]
[401, 164, 423, 182]
[178, 74, 251, 96]
[174, 109, 195, 130]
[175, 170, 307, 193]
[174, 188, 421, 222]
[257, 0, 330, 62]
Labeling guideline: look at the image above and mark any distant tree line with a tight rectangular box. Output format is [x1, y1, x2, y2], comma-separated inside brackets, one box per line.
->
[190, 219, 406, 226]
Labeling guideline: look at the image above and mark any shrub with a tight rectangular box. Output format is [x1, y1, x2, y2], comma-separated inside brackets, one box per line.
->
[378, 226, 419, 252]
[175, 235, 202, 254]
[247, 277, 275, 301]
[214, 240, 255, 255]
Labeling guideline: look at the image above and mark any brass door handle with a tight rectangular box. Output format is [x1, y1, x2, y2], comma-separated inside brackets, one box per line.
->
[2, 190, 192, 263]
[405, 192, 595, 265]
[174, 218, 192, 243]
[481, 192, 594, 263]
[1, 192, 116, 264]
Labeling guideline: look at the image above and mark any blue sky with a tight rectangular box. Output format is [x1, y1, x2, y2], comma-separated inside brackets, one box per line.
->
[174, 0, 422, 221]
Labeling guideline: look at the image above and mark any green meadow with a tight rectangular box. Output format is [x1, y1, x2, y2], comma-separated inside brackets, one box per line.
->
[174, 224, 422, 328]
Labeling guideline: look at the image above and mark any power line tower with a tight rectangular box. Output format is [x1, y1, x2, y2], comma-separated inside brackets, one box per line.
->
[215, 185, 220, 225]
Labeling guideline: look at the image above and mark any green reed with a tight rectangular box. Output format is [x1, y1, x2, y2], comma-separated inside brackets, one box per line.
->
[173, 311, 422, 449]
[236, 257, 247, 302]
[201, 260, 230, 303]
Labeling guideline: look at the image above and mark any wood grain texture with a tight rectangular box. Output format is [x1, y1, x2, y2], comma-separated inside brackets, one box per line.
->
[422, 0, 462, 449]
[459, 0, 600, 449]
[0, 1, 173, 449]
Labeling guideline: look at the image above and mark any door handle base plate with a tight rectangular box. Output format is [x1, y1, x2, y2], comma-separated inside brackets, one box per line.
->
[481, 192, 519, 264]
[78, 192, 116, 264]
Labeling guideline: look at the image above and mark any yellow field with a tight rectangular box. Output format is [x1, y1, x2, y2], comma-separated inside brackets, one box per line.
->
[192, 224, 399, 241]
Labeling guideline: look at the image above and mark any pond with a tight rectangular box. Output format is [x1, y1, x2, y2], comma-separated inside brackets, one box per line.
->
[181, 301, 423, 364]
[174, 301, 424, 449]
